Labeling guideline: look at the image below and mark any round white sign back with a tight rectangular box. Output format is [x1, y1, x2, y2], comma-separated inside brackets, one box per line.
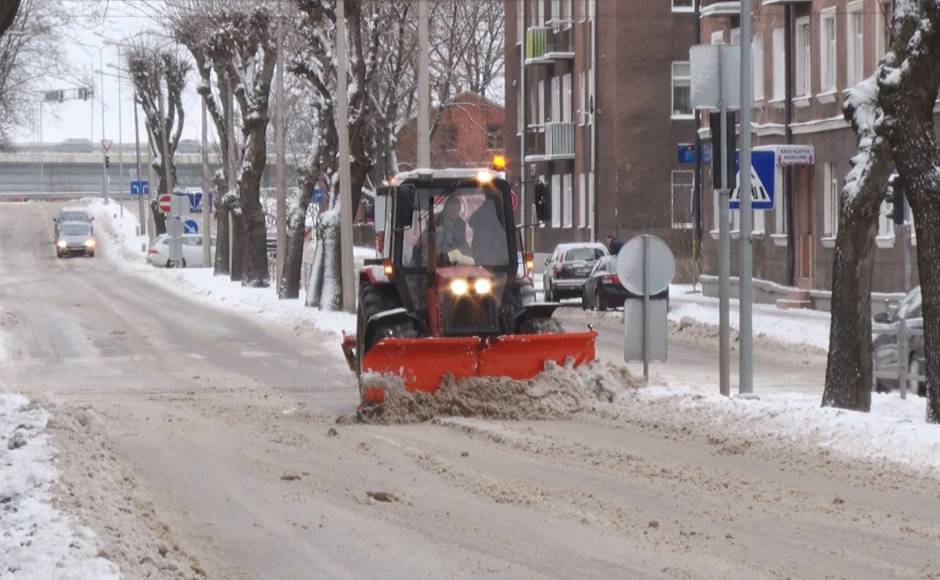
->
[615, 235, 676, 296]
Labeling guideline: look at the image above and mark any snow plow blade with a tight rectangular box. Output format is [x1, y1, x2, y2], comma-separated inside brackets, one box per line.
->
[360, 331, 597, 397]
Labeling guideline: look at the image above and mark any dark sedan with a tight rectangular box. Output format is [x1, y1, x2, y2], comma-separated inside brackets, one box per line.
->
[581, 256, 670, 311]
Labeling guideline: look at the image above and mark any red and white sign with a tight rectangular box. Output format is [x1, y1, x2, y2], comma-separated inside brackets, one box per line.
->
[158, 194, 172, 213]
[100, 139, 113, 152]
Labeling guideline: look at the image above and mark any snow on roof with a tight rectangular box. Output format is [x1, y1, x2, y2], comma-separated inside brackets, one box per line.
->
[394, 167, 503, 182]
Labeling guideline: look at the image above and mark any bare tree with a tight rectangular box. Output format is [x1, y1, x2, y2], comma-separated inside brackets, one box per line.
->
[168, 0, 239, 278]
[878, 0, 940, 423]
[0, 0, 66, 149]
[126, 44, 190, 236]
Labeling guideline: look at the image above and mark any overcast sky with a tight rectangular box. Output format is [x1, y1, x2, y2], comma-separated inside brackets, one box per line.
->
[12, 0, 208, 147]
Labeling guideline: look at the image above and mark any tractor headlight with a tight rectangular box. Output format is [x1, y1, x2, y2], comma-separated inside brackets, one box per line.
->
[57, 240, 67, 248]
[449, 278, 469, 296]
[84, 239, 96, 248]
[473, 278, 492, 295]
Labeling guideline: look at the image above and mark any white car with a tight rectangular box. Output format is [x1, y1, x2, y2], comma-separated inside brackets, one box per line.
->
[147, 234, 211, 267]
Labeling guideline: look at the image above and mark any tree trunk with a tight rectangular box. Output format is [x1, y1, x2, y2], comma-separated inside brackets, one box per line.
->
[878, 1, 940, 423]
[304, 217, 325, 308]
[823, 79, 894, 411]
[279, 185, 311, 299]
[238, 131, 270, 287]
[230, 211, 245, 282]
[149, 200, 167, 235]
[214, 205, 230, 276]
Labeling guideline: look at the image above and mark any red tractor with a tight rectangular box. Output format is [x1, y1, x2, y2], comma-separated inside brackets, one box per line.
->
[341, 167, 596, 407]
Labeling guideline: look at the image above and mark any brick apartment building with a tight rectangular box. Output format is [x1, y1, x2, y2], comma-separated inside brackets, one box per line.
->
[396, 91, 506, 171]
[504, 0, 698, 272]
[698, 0, 916, 306]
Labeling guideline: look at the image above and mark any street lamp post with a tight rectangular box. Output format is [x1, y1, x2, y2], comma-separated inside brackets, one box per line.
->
[77, 41, 109, 203]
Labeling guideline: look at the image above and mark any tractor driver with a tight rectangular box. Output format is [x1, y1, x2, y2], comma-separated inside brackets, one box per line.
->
[411, 195, 474, 266]
[438, 196, 474, 265]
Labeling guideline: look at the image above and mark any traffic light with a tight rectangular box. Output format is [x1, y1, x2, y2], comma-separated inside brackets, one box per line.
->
[886, 174, 905, 225]
[104, 155, 111, 169]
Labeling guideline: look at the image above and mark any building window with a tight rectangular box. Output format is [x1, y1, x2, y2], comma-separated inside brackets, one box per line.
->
[551, 75, 561, 122]
[537, 0, 546, 26]
[486, 125, 503, 150]
[578, 70, 586, 125]
[441, 125, 457, 151]
[672, 0, 693, 12]
[563, 174, 573, 228]
[772, 28, 785, 100]
[820, 10, 837, 93]
[774, 177, 788, 235]
[671, 61, 692, 118]
[875, 1, 889, 62]
[588, 0, 594, 21]
[578, 173, 587, 227]
[823, 163, 839, 237]
[551, 174, 561, 227]
[752, 32, 764, 101]
[580, 0, 587, 22]
[538, 79, 546, 125]
[846, 2, 864, 86]
[671, 170, 694, 230]
[562, 72, 572, 123]
[795, 17, 811, 97]
[587, 66, 594, 124]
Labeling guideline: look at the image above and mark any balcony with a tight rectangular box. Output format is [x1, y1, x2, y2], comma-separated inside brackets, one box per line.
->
[524, 25, 575, 65]
[523, 122, 575, 161]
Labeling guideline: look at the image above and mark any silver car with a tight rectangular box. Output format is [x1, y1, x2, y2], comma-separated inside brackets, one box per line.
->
[542, 242, 609, 301]
[56, 222, 96, 257]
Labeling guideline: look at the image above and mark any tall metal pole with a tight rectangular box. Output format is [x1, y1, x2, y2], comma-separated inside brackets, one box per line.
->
[417, 0, 431, 168]
[117, 47, 124, 218]
[38, 103, 44, 194]
[99, 48, 109, 202]
[718, 108, 731, 398]
[227, 74, 237, 274]
[739, 0, 755, 395]
[275, 0, 287, 291]
[133, 85, 145, 237]
[202, 98, 211, 268]
[336, 0, 357, 313]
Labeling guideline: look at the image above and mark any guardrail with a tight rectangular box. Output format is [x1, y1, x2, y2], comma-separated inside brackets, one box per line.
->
[872, 317, 925, 399]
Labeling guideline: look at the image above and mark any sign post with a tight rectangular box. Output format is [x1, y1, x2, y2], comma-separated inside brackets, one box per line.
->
[691, 43, 739, 397]
[617, 235, 675, 382]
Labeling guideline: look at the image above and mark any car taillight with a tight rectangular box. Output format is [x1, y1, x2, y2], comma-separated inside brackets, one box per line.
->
[148, 248, 159, 255]
[603, 275, 619, 285]
[554, 264, 562, 274]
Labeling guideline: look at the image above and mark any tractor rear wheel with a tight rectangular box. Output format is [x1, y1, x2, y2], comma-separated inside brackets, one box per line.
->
[518, 317, 563, 334]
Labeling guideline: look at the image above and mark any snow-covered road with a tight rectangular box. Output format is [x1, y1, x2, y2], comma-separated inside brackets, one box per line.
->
[2, 200, 939, 578]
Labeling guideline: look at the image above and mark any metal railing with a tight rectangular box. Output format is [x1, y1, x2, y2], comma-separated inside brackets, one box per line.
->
[525, 25, 574, 61]
[545, 122, 575, 158]
[872, 317, 925, 399]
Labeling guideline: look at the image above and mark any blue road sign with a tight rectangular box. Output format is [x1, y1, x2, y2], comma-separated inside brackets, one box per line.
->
[130, 180, 149, 197]
[182, 191, 204, 212]
[183, 219, 199, 234]
[311, 186, 323, 203]
[730, 150, 775, 210]
[677, 143, 696, 164]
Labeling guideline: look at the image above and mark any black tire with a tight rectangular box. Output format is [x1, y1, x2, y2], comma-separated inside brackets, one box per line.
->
[518, 317, 564, 334]
[87, 251, 95, 258]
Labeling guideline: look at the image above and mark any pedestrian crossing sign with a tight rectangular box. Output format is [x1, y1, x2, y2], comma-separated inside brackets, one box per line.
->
[730, 150, 775, 210]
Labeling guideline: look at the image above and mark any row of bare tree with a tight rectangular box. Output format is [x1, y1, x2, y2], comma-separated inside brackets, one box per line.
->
[824, 0, 940, 423]
[122, 0, 501, 305]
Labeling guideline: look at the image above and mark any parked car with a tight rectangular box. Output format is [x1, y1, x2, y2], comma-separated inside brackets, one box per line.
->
[55, 222, 95, 258]
[580, 255, 671, 311]
[873, 286, 925, 396]
[53, 207, 94, 236]
[147, 233, 211, 268]
[542, 242, 608, 301]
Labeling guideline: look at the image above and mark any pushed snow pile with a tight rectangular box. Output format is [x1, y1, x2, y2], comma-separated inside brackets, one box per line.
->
[357, 361, 639, 424]
[0, 391, 119, 579]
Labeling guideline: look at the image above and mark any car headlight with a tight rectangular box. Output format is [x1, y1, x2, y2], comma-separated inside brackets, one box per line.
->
[473, 278, 492, 295]
[449, 278, 469, 296]
[57, 240, 67, 248]
[84, 239, 96, 247]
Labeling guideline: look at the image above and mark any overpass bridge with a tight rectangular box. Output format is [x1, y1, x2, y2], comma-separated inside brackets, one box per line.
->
[0, 147, 299, 202]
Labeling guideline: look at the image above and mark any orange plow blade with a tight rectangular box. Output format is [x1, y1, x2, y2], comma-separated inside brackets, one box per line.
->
[360, 331, 597, 396]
